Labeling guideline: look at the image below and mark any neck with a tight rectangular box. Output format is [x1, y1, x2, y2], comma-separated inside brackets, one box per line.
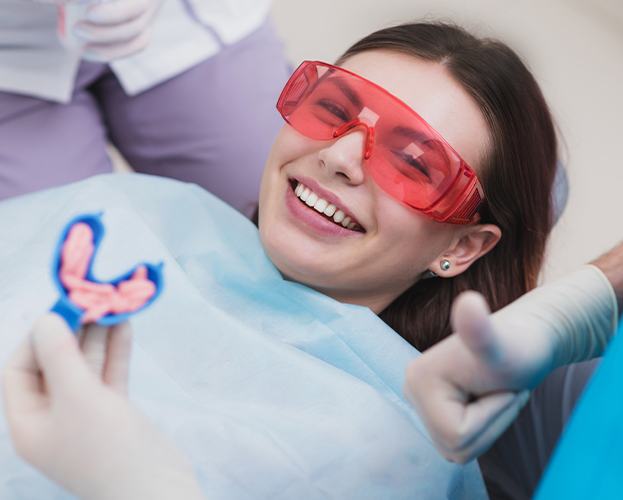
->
[317, 286, 406, 314]
[278, 270, 414, 314]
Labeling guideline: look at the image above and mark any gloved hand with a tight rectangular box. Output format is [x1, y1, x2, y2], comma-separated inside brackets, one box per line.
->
[2, 314, 205, 500]
[70, 0, 162, 62]
[404, 265, 617, 464]
[404, 292, 533, 465]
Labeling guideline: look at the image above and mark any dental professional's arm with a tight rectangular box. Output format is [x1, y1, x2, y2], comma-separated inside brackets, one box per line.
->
[2, 314, 205, 500]
[404, 241, 621, 464]
[480, 243, 623, 497]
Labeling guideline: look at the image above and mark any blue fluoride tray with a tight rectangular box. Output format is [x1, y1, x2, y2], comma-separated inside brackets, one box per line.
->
[50, 212, 164, 332]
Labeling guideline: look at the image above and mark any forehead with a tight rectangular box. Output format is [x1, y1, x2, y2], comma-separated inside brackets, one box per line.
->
[339, 50, 490, 170]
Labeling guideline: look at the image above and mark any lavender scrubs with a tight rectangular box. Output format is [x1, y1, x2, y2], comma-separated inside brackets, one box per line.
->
[0, 20, 290, 216]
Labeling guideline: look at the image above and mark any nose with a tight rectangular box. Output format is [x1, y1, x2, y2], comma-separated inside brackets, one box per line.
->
[317, 128, 369, 185]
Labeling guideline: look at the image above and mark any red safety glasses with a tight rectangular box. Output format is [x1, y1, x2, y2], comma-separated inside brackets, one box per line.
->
[277, 61, 484, 224]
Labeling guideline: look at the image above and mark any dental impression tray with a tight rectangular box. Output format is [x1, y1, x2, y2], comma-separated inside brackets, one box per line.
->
[50, 213, 164, 331]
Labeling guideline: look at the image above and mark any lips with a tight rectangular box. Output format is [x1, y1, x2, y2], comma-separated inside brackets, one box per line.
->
[289, 177, 365, 232]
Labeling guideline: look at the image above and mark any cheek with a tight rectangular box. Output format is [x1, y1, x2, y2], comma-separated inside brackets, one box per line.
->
[374, 198, 453, 271]
[268, 126, 323, 170]
[259, 127, 319, 206]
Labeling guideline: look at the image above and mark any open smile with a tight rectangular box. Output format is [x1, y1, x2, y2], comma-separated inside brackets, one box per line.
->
[285, 177, 366, 236]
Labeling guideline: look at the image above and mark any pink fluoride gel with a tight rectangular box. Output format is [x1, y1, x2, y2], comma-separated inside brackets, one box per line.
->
[60, 223, 156, 323]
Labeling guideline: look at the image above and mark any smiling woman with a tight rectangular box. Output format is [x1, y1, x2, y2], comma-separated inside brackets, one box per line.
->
[259, 23, 556, 344]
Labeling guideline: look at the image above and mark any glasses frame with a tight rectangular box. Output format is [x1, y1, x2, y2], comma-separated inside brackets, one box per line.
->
[277, 61, 485, 224]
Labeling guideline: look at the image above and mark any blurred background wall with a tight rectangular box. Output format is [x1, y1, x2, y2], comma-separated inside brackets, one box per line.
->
[270, 0, 623, 282]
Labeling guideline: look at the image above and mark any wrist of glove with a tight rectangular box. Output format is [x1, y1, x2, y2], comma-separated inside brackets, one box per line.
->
[491, 265, 618, 371]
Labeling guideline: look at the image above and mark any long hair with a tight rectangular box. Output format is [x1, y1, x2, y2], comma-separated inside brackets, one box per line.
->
[337, 22, 558, 351]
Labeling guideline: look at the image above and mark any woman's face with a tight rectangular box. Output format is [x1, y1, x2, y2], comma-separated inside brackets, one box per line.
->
[258, 50, 491, 311]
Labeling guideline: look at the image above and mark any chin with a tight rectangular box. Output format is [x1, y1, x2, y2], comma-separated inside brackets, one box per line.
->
[261, 230, 331, 285]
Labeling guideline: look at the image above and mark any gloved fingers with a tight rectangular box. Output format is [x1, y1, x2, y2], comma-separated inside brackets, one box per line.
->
[404, 359, 472, 450]
[82, 31, 150, 62]
[79, 323, 109, 378]
[2, 336, 46, 464]
[84, 0, 153, 25]
[442, 390, 531, 463]
[30, 313, 96, 398]
[406, 357, 524, 464]
[74, 9, 152, 45]
[102, 322, 133, 395]
[2, 331, 46, 418]
[452, 291, 503, 365]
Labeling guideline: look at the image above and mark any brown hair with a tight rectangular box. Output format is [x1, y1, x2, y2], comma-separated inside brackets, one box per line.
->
[337, 22, 558, 351]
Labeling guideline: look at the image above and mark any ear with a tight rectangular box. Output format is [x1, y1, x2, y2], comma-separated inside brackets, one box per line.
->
[430, 224, 502, 278]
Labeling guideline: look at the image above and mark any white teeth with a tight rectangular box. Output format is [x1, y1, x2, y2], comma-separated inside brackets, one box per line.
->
[313, 198, 328, 213]
[305, 192, 318, 207]
[293, 181, 361, 231]
[333, 210, 345, 223]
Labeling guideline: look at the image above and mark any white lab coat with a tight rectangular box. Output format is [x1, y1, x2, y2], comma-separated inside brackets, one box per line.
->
[0, 0, 272, 103]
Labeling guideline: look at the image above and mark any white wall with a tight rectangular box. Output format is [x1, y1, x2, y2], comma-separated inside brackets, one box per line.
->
[271, 0, 623, 281]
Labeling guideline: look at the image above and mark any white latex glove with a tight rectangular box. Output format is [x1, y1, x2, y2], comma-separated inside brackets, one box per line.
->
[2, 314, 205, 500]
[70, 0, 161, 62]
[405, 265, 618, 464]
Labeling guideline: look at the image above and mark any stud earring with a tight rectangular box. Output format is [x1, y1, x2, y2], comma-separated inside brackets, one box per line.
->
[440, 259, 451, 271]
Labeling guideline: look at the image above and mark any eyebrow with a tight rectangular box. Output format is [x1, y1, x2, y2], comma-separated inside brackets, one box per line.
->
[326, 76, 363, 108]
